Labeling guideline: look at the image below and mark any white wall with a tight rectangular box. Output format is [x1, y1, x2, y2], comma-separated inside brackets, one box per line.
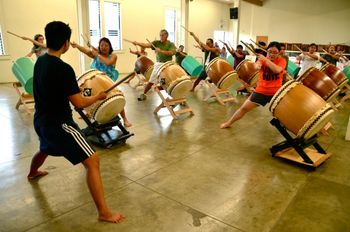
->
[238, 0, 350, 45]
[1, 0, 349, 83]
[0, 0, 79, 83]
[187, 0, 232, 61]
[0, 0, 231, 83]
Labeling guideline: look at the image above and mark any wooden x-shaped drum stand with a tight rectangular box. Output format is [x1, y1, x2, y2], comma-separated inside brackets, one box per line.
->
[13, 82, 34, 114]
[153, 86, 194, 119]
[204, 81, 237, 105]
[269, 118, 332, 168]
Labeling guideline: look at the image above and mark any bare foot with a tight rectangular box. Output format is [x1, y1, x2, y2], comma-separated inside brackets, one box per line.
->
[124, 121, 132, 127]
[99, 212, 125, 223]
[27, 171, 48, 180]
[220, 122, 231, 129]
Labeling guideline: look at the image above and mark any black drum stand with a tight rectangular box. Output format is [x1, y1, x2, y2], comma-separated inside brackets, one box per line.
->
[75, 108, 134, 148]
[269, 118, 331, 167]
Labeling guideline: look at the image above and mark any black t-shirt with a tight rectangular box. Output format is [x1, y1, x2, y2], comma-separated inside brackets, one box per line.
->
[33, 53, 80, 125]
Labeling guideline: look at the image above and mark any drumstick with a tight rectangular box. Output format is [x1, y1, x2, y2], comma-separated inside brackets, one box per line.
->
[250, 39, 267, 52]
[241, 40, 258, 56]
[123, 38, 134, 44]
[104, 72, 136, 94]
[180, 25, 190, 33]
[81, 33, 90, 46]
[228, 41, 233, 49]
[7, 31, 22, 39]
[293, 44, 303, 52]
[146, 38, 157, 50]
[219, 40, 226, 44]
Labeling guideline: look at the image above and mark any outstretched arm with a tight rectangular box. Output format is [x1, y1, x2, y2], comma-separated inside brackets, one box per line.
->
[71, 41, 94, 59]
[21, 36, 46, 48]
[132, 41, 152, 49]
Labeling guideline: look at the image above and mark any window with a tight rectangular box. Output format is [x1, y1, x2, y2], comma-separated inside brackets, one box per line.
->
[165, 8, 177, 43]
[0, 27, 5, 55]
[88, 0, 121, 50]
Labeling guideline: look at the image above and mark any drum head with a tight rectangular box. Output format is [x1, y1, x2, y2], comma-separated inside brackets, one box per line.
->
[269, 80, 298, 113]
[298, 105, 334, 139]
[218, 71, 238, 89]
[169, 78, 192, 99]
[93, 95, 126, 124]
[156, 61, 173, 78]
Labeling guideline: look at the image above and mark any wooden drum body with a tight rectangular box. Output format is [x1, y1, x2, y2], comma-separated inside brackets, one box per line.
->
[235, 59, 259, 86]
[157, 62, 192, 99]
[269, 80, 334, 139]
[135, 56, 154, 81]
[205, 57, 238, 89]
[320, 63, 348, 89]
[296, 67, 340, 102]
[77, 69, 125, 124]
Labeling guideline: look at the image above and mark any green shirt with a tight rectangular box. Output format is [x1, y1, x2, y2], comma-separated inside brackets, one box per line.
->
[152, 40, 176, 62]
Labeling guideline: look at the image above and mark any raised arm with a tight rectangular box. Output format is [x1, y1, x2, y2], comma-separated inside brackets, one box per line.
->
[257, 54, 284, 74]
[70, 41, 94, 59]
[132, 41, 152, 49]
[21, 36, 46, 48]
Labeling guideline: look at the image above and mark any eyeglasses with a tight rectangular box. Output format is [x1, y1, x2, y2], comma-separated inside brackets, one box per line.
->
[267, 50, 279, 55]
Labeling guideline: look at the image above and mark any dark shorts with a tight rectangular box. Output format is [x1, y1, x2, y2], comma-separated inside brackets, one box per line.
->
[34, 121, 95, 165]
[249, 92, 273, 106]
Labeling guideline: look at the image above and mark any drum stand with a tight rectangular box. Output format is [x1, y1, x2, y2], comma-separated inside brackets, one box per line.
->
[75, 108, 134, 148]
[269, 118, 331, 167]
[204, 81, 237, 105]
[153, 86, 194, 119]
[13, 82, 34, 114]
[339, 83, 350, 104]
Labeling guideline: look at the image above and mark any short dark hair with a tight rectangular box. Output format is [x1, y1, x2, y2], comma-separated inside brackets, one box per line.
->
[258, 41, 266, 47]
[207, 38, 214, 44]
[33, 34, 44, 49]
[160, 29, 169, 36]
[309, 43, 318, 49]
[267, 41, 281, 51]
[45, 21, 71, 51]
[237, 45, 243, 49]
[98, 37, 113, 55]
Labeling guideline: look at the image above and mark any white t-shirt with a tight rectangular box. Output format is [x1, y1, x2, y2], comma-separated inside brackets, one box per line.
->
[299, 52, 320, 75]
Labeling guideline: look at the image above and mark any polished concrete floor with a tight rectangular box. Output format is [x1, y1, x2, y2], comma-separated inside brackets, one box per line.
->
[1, 80, 350, 232]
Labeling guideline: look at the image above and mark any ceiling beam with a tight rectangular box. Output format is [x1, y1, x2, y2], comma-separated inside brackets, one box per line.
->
[242, 0, 263, 6]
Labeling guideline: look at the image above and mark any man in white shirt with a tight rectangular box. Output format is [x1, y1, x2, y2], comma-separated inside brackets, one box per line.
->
[296, 43, 320, 76]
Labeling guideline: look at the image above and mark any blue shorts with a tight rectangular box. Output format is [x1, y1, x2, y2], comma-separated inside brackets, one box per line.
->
[34, 121, 95, 165]
[249, 92, 273, 106]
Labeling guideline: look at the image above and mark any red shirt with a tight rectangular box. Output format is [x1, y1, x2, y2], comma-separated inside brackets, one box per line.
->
[254, 57, 287, 96]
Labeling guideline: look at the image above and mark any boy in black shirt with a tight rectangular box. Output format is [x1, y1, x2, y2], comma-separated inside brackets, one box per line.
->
[27, 21, 124, 223]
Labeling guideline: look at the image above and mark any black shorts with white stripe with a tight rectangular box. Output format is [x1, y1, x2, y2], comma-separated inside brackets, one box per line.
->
[34, 120, 95, 165]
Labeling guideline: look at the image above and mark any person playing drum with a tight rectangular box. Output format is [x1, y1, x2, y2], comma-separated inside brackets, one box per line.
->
[71, 38, 132, 127]
[132, 29, 176, 101]
[296, 43, 320, 76]
[223, 43, 246, 69]
[188, 32, 220, 91]
[22, 34, 47, 58]
[28, 21, 124, 223]
[175, 45, 188, 65]
[321, 45, 340, 65]
[220, 41, 287, 129]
